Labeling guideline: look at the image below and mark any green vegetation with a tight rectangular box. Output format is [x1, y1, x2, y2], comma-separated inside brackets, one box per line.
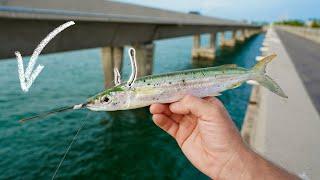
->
[274, 20, 304, 27]
[274, 19, 320, 28]
[309, 19, 320, 28]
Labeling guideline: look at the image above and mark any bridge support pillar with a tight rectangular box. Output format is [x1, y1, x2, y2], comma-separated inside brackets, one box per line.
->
[210, 32, 216, 50]
[193, 34, 201, 49]
[101, 46, 124, 88]
[244, 29, 250, 38]
[237, 29, 245, 42]
[133, 43, 154, 77]
[248, 29, 253, 37]
[232, 30, 237, 42]
[192, 33, 215, 60]
[220, 31, 225, 46]
[221, 30, 236, 47]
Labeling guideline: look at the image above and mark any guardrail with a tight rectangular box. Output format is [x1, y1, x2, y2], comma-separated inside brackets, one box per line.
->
[276, 25, 320, 43]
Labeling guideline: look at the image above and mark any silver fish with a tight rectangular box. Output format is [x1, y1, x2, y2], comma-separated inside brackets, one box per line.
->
[20, 48, 286, 122]
[86, 48, 286, 111]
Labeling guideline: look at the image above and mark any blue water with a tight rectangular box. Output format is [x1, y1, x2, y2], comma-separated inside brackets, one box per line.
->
[0, 33, 264, 179]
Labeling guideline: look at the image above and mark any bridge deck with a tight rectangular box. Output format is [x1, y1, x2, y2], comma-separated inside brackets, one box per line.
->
[0, 0, 246, 25]
[249, 27, 320, 179]
[0, 0, 260, 59]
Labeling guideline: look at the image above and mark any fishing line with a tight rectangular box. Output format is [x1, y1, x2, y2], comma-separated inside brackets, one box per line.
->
[20, 106, 74, 123]
[20, 103, 86, 123]
[51, 112, 90, 180]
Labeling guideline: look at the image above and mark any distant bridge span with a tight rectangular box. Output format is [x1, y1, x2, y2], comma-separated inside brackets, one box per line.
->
[0, 0, 260, 59]
[0, 0, 261, 87]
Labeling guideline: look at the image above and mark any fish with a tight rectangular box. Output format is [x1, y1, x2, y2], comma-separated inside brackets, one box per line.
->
[20, 48, 287, 122]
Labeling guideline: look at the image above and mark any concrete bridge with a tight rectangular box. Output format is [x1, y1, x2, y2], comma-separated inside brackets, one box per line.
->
[241, 26, 320, 179]
[0, 0, 261, 87]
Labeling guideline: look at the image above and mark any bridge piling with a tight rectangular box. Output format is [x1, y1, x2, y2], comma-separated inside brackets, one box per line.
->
[101, 44, 154, 88]
[210, 32, 217, 50]
[113, 47, 124, 73]
[244, 29, 250, 38]
[237, 29, 246, 42]
[221, 30, 236, 47]
[192, 33, 215, 60]
[134, 43, 154, 77]
[220, 31, 225, 46]
[193, 34, 201, 49]
[101, 46, 124, 88]
[232, 30, 237, 43]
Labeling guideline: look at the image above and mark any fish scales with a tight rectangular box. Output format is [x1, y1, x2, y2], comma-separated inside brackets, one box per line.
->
[126, 67, 251, 108]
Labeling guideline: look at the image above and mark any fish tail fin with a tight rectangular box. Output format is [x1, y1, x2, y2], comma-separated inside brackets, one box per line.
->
[252, 54, 277, 73]
[253, 75, 288, 98]
[250, 54, 288, 98]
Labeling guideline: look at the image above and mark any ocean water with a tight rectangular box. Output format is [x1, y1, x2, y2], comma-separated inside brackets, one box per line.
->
[0, 33, 264, 179]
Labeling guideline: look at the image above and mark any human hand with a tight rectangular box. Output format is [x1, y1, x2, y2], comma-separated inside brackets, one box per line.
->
[150, 95, 299, 179]
[150, 95, 244, 178]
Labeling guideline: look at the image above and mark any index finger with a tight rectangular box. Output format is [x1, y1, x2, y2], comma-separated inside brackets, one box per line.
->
[150, 104, 172, 116]
[169, 95, 224, 120]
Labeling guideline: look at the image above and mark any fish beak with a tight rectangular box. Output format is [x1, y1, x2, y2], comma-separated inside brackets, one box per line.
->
[73, 102, 89, 110]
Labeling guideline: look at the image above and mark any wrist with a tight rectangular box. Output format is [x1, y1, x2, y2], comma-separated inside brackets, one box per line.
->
[214, 142, 299, 180]
[213, 142, 255, 179]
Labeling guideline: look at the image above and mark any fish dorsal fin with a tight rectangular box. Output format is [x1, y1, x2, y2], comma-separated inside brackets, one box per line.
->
[219, 64, 238, 68]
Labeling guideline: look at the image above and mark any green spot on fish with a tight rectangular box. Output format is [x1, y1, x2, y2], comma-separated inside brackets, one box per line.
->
[88, 85, 125, 102]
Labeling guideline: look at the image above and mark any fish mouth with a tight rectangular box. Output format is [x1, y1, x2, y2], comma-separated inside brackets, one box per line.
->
[86, 102, 115, 111]
[86, 104, 104, 111]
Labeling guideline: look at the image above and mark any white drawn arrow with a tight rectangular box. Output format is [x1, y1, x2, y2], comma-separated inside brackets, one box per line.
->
[15, 21, 75, 92]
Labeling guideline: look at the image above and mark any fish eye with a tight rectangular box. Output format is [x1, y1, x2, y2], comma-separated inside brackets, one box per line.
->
[101, 96, 110, 103]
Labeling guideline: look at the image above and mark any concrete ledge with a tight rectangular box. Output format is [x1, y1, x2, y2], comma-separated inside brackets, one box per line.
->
[241, 27, 320, 178]
[241, 85, 260, 145]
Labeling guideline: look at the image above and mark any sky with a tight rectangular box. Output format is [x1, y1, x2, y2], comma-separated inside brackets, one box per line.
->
[114, 0, 320, 22]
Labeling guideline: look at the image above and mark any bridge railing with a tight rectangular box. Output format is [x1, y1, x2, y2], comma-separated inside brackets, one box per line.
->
[276, 25, 320, 43]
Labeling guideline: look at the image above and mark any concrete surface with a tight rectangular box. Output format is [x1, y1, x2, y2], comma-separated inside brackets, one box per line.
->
[276, 29, 320, 114]
[250, 27, 320, 179]
[277, 26, 320, 44]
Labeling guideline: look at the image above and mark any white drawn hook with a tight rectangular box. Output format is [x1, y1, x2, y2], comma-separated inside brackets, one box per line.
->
[113, 67, 121, 85]
[127, 48, 137, 87]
